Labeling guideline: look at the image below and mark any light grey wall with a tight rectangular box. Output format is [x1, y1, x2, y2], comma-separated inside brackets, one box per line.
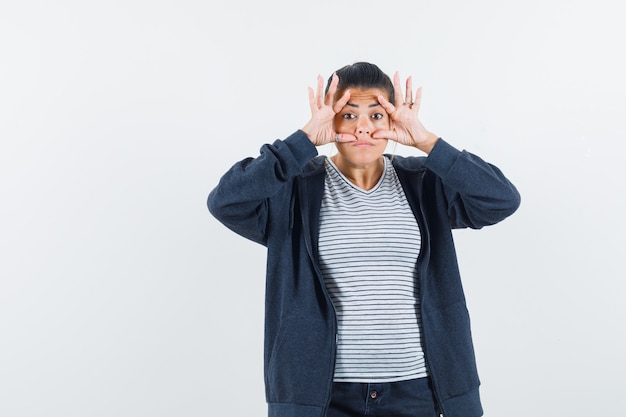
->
[1, 1, 624, 416]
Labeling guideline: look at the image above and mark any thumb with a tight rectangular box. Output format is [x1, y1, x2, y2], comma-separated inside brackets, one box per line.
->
[371, 129, 396, 140]
[377, 95, 395, 115]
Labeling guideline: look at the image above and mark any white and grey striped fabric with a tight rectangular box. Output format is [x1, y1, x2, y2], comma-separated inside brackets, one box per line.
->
[318, 156, 428, 383]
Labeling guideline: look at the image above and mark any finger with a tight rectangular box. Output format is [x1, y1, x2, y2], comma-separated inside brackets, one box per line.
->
[315, 74, 324, 108]
[405, 76, 413, 106]
[377, 94, 395, 115]
[325, 73, 339, 107]
[371, 129, 396, 140]
[333, 89, 351, 113]
[334, 132, 357, 143]
[307, 86, 316, 112]
[413, 86, 423, 112]
[393, 71, 404, 106]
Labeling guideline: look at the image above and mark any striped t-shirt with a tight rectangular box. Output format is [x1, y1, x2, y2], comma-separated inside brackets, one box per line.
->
[318, 156, 428, 383]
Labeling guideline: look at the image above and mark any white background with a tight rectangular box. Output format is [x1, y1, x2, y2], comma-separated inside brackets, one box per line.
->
[1, 1, 624, 416]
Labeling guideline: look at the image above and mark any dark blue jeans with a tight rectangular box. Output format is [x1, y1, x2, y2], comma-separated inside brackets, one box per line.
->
[326, 377, 439, 417]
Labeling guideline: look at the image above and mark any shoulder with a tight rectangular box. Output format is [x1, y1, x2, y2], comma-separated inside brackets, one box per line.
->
[301, 155, 327, 177]
[387, 154, 429, 173]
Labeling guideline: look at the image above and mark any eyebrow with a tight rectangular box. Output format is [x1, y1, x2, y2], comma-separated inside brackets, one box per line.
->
[346, 102, 381, 108]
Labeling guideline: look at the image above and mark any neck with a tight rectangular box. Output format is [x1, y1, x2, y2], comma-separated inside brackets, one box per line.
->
[331, 156, 385, 190]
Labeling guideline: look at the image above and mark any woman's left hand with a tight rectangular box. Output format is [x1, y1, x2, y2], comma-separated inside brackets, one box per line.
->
[372, 72, 439, 154]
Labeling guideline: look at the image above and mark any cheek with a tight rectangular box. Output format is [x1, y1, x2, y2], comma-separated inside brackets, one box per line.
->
[333, 114, 342, 128]
[374, 118, 391, 130]
[334, 116, 353, 131]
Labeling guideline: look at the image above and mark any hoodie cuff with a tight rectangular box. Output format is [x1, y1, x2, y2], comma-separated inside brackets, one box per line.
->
[282, 130, 319, 168]
[423, 138, 462, 178]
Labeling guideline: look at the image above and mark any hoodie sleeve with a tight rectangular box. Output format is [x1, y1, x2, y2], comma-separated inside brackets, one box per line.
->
[207, 130, 318, 245]
[423, 138, 521, 229]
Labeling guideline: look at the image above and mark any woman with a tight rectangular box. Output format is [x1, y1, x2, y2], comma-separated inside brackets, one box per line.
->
[208, 62, 520, 417]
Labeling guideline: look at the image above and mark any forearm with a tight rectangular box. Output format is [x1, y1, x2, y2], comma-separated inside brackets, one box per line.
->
[207, 130, 317, 242]
[424, 139, 521, 228]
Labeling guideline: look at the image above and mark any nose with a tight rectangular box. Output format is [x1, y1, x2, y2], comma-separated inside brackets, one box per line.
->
[356, 116, 372, 135]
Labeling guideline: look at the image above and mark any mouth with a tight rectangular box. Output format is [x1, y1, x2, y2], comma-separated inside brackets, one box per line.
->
[353, 140, 375, 147]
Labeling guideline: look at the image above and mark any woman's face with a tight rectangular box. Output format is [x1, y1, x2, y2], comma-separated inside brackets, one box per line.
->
[334, 88, 390, 167]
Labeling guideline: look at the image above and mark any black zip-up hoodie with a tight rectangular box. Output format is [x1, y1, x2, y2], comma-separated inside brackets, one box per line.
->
[208, 130, 520, 417]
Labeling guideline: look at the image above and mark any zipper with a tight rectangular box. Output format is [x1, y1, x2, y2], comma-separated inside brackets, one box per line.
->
[397, 164, 446, 416]
[300, 171, 339, 415]
[418, 223, 447, 415]
[304, 253, 337, 415]
[422, 332, 445, 416]
[321, 277, 338, 414]
[416, 233, 446, 416]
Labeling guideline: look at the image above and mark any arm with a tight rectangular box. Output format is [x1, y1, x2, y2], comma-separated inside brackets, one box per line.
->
[375, 72, 519, 228]
[424, 138, 521, 229]
[207, 131, 317, 245]
[208, 73, 356, 244]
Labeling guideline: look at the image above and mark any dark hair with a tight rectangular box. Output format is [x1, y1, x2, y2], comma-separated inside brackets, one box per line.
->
[325, 62, 395, 105]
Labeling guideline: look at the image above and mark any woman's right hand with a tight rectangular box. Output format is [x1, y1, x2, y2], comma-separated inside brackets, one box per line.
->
[302, 73, 356, 146]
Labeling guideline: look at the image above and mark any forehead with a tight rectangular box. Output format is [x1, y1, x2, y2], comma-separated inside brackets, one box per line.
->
[344, 88, 388, 103]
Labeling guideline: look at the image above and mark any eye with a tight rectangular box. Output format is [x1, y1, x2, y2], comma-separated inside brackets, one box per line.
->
[371, 113, 384, 120]
[342, 113, 356, 120]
